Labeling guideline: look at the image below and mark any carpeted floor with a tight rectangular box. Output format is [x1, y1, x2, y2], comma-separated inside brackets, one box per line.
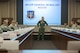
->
[32, 40, 58, 50]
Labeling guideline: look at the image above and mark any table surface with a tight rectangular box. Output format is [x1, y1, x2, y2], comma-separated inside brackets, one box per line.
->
[51, 27, 80, 40]
[9, 50, 78, 53]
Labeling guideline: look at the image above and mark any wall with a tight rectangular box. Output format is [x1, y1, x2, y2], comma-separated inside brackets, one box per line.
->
[68, 0, 80, 24]
[0, 0, 80, 25]
[17, 0, 23, 24]
[0, 0, 16, 25]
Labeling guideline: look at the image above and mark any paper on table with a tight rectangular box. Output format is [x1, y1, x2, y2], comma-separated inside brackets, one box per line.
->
[0, 33, 17, 39]
[0, 34, 9, 39]
[0, 40, 19, 50]
[7, 33, 17, 39]
[0, 37, 3, 41]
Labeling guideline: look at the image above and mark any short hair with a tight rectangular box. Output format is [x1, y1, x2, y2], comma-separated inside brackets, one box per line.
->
[42, 16, 44, 18]
[3, 19, 8, 24]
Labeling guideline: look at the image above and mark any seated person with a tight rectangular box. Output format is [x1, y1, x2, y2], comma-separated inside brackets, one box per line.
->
[0, 19, 13, 32]
[9, 20, 19, 30]
[63, 23, 69, 28]
[74, 22, 80, 29]
[70, 21, 78, 29]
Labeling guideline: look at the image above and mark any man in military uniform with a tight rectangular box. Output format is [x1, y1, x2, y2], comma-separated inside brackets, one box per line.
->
[1, 19, 13, 32]
[37, 17, 48, 40]
[9, 20, 19, 30]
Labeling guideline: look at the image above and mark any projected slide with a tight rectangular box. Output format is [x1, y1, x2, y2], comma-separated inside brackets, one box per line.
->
[23, 0, 61, 25]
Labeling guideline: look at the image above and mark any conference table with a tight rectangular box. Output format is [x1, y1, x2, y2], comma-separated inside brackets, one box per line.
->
[51, 27, 80, 50]
[11, 27, 34, 50]
[0, 27, 34, 50]
[8, 50, 79, 53]
[0, 26, 80, 51]
[0, 50, 79, 53]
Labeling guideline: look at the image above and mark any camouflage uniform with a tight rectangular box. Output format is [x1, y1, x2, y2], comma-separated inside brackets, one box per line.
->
[0, 25, 13, 32]
[37, 20, 48, 40]
[9, 24, 18, 30]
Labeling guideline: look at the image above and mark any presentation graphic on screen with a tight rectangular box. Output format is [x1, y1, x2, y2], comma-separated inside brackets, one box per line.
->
[23, 0, 61, 25]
